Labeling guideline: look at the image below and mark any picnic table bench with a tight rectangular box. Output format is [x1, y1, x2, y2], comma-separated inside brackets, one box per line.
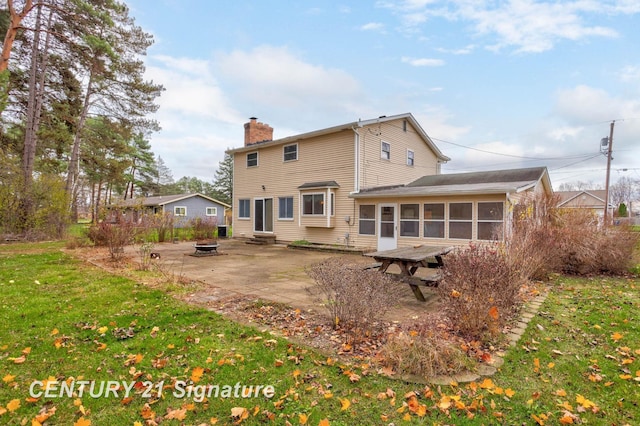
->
[364, 245, 453, 301]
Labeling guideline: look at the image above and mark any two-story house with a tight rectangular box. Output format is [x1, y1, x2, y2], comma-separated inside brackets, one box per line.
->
[227, 113, 552, 250]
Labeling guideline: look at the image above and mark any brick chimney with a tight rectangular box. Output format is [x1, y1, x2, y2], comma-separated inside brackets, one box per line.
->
[244, 117, 274, 146]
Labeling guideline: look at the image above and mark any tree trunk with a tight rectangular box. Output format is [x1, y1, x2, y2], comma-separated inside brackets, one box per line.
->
[65, 71, 94, 207]
[0, 0, 34, 73]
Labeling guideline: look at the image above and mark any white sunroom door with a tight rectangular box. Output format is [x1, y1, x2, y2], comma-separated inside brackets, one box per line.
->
[254, 198, 273, 232]
[377, 204, 397, 251]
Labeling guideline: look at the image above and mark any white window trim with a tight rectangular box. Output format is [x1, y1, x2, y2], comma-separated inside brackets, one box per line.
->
[407, 149, 414, 166]
[358, 204, 376, 236]
[246, 151, 258, 168]
[423, 202, 445, 239]
[205, 207, 217, 216]
[283, 143, 298, 162]
[448, 202, 473, 240]
[399, 203, 420, 238]
[301, 192, 325, 216]
[174, 206, 187, 216]
[278, 196, 294, 221]
[238, 199, 251, 219]
[381, 141, 391, 160]
[477, 201, 505, 240]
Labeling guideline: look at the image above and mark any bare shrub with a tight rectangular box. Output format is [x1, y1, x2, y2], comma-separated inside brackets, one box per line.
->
[380, 330, 472, 379]
[189, 216, 217, 241]
[87, 220, 138, 261]
[306, 257, 402, 344]
[506, 192, 565, 281]
[144, 212, 174, 243]
[438, 243, 524, 341]
[138, 242, 155, 271]
[507, 193, 638, 278]
[559, 221, 639, 275]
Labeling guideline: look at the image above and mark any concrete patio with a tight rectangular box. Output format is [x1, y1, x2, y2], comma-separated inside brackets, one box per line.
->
[127, 239, 442, 322]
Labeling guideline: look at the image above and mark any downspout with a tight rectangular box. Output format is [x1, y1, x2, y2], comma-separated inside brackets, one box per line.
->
[352, 126, 360, 193]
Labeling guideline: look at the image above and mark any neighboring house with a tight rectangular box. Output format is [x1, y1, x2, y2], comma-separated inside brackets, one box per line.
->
[110, 193, 230, 228]
[227, 113, 552, 250]
[555, 190, 609, 217]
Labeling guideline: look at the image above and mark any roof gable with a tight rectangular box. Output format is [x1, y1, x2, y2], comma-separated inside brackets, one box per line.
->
[227, 113, 450, 162]
[556, 190, 607, 207]
[115, 193, 231, 208]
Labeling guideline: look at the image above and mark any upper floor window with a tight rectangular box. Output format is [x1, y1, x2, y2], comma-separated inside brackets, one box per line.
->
[283, 144, 298, 162]
[407, 149, 414, 166]
[174, 206, 187, 216]
[247, 152, 258, 167]
[238, 199, 250, 218]
[206, 207, 217, 216]
[381, 141, 390, 160]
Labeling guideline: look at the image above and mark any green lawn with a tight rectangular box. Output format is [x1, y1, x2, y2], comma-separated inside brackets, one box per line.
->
[0, 242, 638, 425]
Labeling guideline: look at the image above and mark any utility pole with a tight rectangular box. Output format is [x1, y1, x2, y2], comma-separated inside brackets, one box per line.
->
[603, 120, 615, 225]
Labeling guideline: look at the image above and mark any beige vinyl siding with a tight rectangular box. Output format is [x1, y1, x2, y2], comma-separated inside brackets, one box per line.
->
[233, 130, 356, 244]
[358, 119, 439, 189]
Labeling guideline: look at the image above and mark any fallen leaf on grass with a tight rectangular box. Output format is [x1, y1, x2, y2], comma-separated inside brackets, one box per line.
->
[191, 366, 204, 383]
[230, 407, 248, 423]
[165, 407, 187, 420]
[611, 332, 624, 341]
[74, 417, 91, 426]
[339, 398, 351, 411]
[6, 399, 20, 412]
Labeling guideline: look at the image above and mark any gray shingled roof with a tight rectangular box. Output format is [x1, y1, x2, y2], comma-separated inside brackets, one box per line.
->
[112, 193, 231, 208]
[352, 167, 550, 198]
[298, 181, 340, 189]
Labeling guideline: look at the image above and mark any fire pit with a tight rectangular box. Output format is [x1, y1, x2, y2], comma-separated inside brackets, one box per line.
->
[193, 241, 219, 256]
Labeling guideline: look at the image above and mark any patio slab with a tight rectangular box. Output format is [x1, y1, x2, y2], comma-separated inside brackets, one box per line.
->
[127, 239, 442, 322]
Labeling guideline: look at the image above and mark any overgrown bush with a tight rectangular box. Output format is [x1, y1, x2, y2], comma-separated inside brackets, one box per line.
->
[559, 223, 639, 275]
[505, 192, 564, 281]
[507, 193, 638, 278]
[87, 220, 139, 260]
[438, 243, 524, 341]
[189, 216, 217, 241]
[306, 257, 402, 345]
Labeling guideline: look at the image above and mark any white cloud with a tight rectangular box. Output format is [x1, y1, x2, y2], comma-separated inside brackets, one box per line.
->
[436, 45, 475, 55]
[619, 65, 640, 83]
[214, 45, 366, 129]
[360, 22, 385, 31]
[146, 55, 242, 124]
[401, 56, 444, 66]
[378, 0, 635, 53]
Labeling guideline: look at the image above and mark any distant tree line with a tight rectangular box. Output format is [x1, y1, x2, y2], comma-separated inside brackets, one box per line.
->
[0, 1, 232, 238]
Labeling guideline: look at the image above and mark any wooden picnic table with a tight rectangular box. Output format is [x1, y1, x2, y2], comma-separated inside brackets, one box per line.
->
[364, 245, 453, 301]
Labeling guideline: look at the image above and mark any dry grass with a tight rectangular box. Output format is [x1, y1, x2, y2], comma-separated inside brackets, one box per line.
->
[379, 319, 473, 379]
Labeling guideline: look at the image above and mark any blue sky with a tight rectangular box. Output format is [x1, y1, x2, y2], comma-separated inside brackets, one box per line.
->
[125, 0, 640, 189]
